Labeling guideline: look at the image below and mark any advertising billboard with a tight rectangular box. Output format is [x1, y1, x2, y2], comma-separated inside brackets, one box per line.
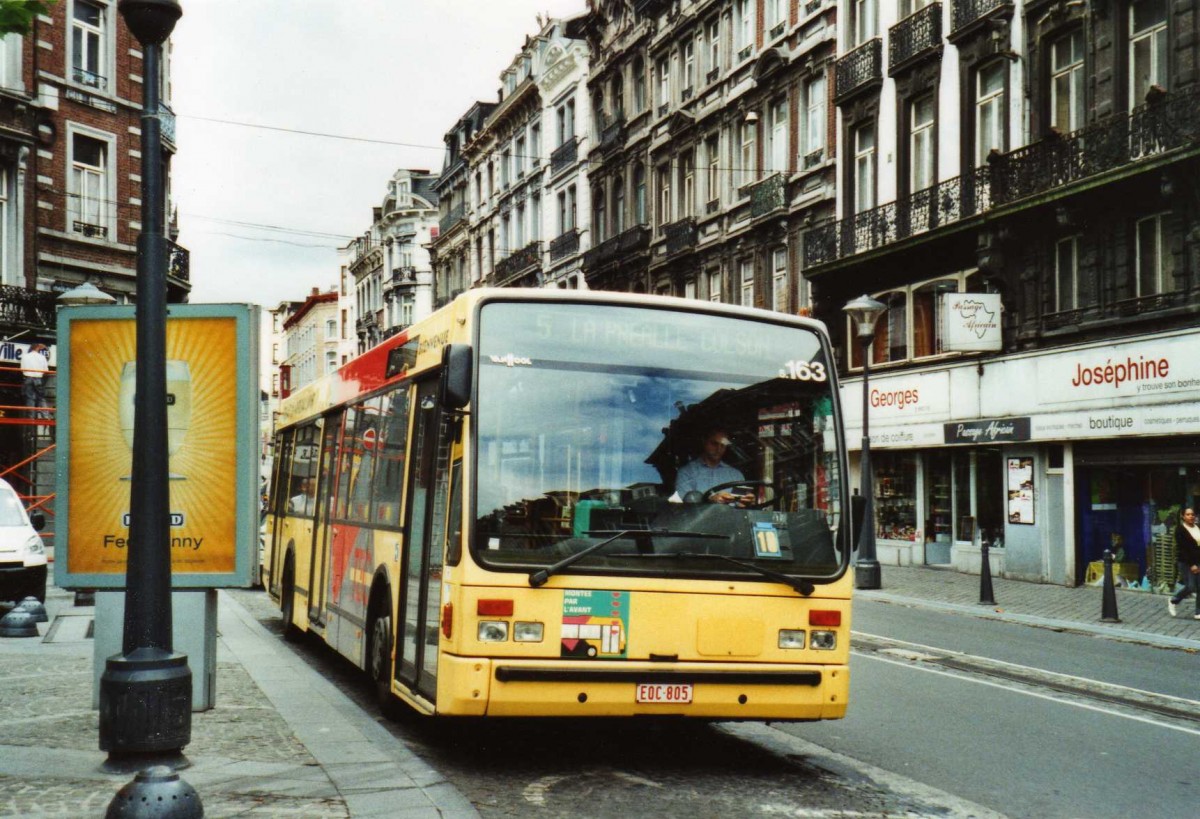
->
[55, 304, 260, 589]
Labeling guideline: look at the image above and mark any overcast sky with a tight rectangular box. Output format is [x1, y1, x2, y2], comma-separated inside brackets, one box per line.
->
[171, 0, 586, 308]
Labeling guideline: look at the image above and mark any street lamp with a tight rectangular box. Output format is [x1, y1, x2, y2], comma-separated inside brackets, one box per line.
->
[99, 0, 189, 762]
[843, 294, 887, 590]
[57, 280, 117, 306]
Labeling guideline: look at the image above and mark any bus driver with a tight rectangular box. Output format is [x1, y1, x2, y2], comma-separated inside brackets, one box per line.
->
[673, 428, 753, 505]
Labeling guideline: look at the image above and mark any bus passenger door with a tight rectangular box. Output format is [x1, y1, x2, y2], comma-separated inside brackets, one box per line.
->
[308, 411, 342, 630]
[395, 378, 452, 701]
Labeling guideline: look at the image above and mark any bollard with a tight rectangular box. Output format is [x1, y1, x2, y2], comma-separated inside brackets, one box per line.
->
[978, 540, 996, 606]
[0, 609, 39, 638]
[105, 765, 203, 818]
[15, 597, 48, 623]
[1100, 548, 1121, 623]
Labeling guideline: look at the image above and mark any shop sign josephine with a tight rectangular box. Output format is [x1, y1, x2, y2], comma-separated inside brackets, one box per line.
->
[1036, 332, 1200, 405]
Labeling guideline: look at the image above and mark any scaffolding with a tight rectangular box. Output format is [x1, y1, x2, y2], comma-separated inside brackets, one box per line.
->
[0, 363, 56, 550]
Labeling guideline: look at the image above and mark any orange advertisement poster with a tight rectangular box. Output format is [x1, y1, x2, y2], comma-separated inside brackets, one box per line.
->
[67, 317, 238, 575]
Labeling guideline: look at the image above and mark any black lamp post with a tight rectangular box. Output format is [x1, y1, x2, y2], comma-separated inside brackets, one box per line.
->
[843, 294, 887, 590]
[99, 0, 189, 761]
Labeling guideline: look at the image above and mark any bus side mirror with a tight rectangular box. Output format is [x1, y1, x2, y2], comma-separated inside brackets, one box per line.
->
[440, 343, 472, 411]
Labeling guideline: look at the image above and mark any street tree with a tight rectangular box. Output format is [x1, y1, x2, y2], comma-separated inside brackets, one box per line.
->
[0, 1, 55, 36]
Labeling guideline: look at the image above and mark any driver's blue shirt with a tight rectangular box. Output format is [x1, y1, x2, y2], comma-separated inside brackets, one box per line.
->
[675, 459, 745, 496]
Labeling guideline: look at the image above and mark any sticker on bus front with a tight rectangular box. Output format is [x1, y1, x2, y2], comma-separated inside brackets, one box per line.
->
[753, 522, 782, 558]
[561, 589, 629, 659]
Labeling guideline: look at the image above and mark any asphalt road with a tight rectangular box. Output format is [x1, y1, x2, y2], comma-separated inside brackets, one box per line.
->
[230, 588, 1199, 818]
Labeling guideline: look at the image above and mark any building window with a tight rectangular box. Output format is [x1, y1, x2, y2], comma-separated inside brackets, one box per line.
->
[849, 272, 984, 367]
[680, 150, 695, 217]
[705, 133, 721, 207]
[567, 185, 577, 231]
[326, 350, 337, 375]
[853, 123, 876, 213]
[1129, 0, 1168, 108]
[326, 318, 336, 338]
[530, 193, 540, 241]
[769, 98, 788, 176]
[707, 18, 721, 77]
[802, 75, 827, 166]
[772, 246, 788, 312]
[1135, 212, 1172, 296]
[1054, 236, 1078, 312]
[72, 0, 107, 90]
[739, 119, 757, 189]
[1050, 30, 1084, 133]
[656, 55, 671, 111]
[855, 0, 878, 43]
[683, 39, 695, 94]
[739, 258, 754, 307]
[612, 75, 624, 118]
[614, 177, 626, 234]
[633, 58, 646, 112]
[766, 0, 788, 34]
[71, 132, 110, 236]
[593, 185, 606, 242]
[634, 163, 647, 223]
[657, 164, 671, 226]
[975, 61, 1007, 166]
[685, 278, 697, 299]
[910, 94, 935, 193]
[708, 268, 722, 302]
[737, 0, 755, 53]
[557, 101, 575, 145]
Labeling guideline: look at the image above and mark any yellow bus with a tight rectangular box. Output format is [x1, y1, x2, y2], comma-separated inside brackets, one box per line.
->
[264, 289, 853, 719]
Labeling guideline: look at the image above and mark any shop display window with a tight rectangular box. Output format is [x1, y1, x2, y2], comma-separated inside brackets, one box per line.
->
[875, 452, 917, 541]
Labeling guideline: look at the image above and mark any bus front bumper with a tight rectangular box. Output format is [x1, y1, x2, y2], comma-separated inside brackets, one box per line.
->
[438, 655, 849, 719]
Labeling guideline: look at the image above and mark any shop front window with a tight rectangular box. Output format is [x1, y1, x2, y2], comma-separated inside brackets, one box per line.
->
[875, 452, 918, 541]
[926, 451, 952, 564]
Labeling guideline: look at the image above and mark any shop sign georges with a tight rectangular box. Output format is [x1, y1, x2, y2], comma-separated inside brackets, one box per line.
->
[842, 370, 951, 426]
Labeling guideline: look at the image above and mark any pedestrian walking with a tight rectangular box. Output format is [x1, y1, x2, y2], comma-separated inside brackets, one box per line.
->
[19, 343, 49, 419]
[1167, 507, 1200, 620]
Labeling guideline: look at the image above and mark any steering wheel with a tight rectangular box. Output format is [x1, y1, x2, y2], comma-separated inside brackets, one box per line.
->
[702, 480, 774, 508]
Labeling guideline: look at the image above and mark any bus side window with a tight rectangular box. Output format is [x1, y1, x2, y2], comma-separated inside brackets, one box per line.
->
[373, 385, 410, 528]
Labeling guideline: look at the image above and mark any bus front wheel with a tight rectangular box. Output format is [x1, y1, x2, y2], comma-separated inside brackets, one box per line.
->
[368, 611, 403, 720]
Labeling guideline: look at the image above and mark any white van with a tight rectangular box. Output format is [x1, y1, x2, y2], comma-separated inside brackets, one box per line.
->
[0, 478, 47, 604]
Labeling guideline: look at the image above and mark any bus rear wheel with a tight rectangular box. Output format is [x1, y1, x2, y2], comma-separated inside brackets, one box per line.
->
[280, 555, 300, 642]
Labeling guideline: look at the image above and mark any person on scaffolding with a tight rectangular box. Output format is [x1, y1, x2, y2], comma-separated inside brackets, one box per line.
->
[20, 343, 50, 422]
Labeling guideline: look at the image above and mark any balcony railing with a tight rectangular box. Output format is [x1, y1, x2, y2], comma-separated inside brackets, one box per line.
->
[159, 102, 176, 146]
[551, 138, 578, 175]
[804, 86, 1200, 268]
[0, 286, 57, 330]
[582, 224, 651, 270]
[549, 229, 580, 261]
[392, 265, 416, 282]
[73, 221, 108, 239]
[167, 240, 190, 283]
[438, 201, 466, 235]
[494, 241, 542, 281]
[835, 38, 882, 100]
[889, 3, 942, 73]
[634, 0, 668, 15]
[749, 173, 785, 219]
[951, 0, 1009, 32]
[599, 115, 627, 152]
[72, 67, 108, 91]
[663, 218, 697, 255]
[706, 67, 720, 84]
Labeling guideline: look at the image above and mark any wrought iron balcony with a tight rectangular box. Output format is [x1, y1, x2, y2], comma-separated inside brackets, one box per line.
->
[158, 102, 177, 147]
[618, 223, 652, 252]
[890, 3, 942, 73]
[73, 67, 108, 91]
[599, 115, 627, 152]
[835, 38, 882, 101]
[663, 218, 697, 255]
[804, 85, 1200, 268]
[951, 0, 1010, 33]
[392, 265, 416, 282]
[769, 22, 786, 39]
[438, 201, 466, 235]
[805, 0, 823, 13]
[551, 138, 578, 175]
[495, 241, 542, 282]
[706, 67, 720, 85]
[634, 0, 668, 15]
[582, 224, 652, 270]
[549, 229, 580, 261]
[749, 173, 785, 219]
[0, 286, 57, 330]
[167, 240, 190, 283]
[73, 221, 108, 239]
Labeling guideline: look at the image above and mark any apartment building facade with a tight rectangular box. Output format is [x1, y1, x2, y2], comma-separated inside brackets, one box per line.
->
[431, 102, 495, 307]
[577, 0, 838, 310]
[808, 0, 1199, 588]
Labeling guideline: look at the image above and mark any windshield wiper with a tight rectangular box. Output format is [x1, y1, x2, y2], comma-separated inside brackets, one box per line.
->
[670, 552, 815, 596]
[527, 529, 727, 587]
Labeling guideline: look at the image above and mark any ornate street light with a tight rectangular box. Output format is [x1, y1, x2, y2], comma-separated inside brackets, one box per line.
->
[99, 0, 189, 762]
[843, 294, 887, 590]
[57, 280, 117, 306]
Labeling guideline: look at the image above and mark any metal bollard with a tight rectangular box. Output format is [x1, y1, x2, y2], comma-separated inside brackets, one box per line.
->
[978, 540, 996, 606]
[1100, 548, 1121, 623]
[105, 765, 203, 818]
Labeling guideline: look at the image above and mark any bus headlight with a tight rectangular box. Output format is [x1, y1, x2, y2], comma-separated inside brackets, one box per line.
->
[810, 631, 837, 650]
[477, 621, 509, 642]
[778, 629, 807, 649]
[513, 622, 544, 642]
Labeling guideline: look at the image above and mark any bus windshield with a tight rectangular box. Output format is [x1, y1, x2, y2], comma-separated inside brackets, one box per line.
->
[473, 301, 845, 581]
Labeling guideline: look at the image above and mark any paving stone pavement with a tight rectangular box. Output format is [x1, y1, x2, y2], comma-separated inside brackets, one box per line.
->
[0, 583, 478, 819]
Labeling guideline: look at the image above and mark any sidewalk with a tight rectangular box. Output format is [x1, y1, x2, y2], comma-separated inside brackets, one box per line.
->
[0, 584, 479, 819]
[858, 563, 1200, 652]
[1, 565, 1196, 818]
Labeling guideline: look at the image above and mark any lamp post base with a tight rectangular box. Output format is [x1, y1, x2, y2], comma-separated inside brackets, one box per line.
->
[99, 647, 191, 755]
[854, 560, 881, 590]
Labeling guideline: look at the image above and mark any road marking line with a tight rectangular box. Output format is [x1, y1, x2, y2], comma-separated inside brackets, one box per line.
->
[856, 650, 1200, 737]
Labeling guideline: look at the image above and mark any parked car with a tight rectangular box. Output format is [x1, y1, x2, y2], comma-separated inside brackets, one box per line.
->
[0, 478, 47, 604]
